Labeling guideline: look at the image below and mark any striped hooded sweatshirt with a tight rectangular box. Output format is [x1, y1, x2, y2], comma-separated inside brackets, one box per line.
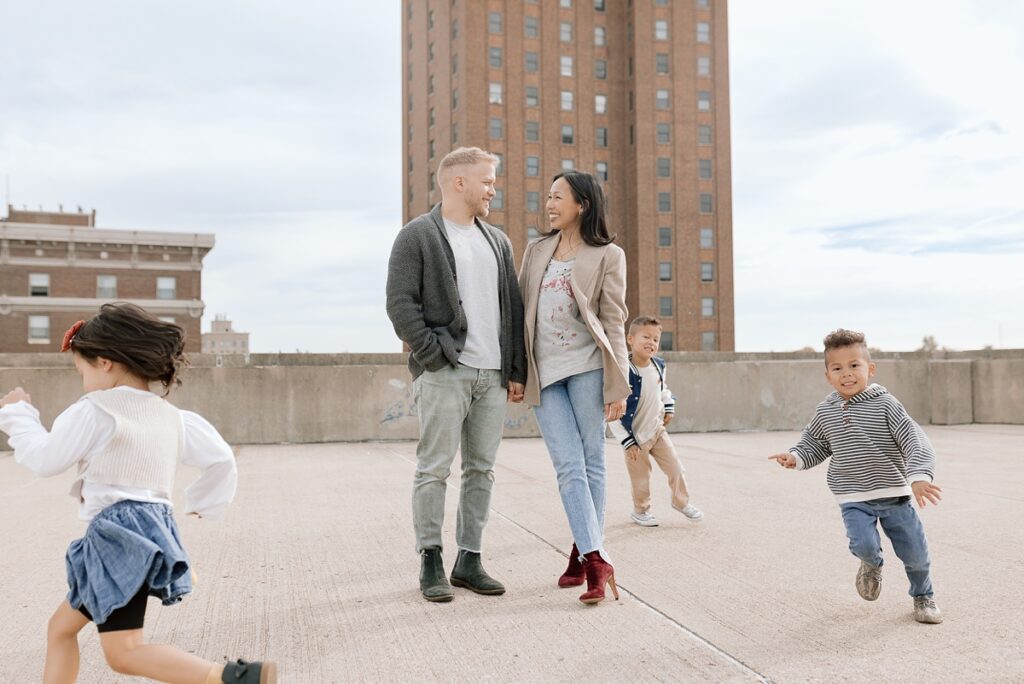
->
[789, 383, 935, 503]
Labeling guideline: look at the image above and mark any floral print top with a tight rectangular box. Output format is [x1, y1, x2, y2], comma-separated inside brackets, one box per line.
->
[534, 258, 603, 389]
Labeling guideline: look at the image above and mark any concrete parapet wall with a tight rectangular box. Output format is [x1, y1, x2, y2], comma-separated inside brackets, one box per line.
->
[0, 351, 1020, 444]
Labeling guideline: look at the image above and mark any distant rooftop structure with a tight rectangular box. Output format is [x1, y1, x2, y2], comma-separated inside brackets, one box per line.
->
[3, 204, 96, 227]
[202, 314, 249, 355]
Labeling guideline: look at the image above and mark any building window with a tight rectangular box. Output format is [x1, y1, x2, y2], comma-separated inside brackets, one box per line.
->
[560, 22, 572, 42]
[490, 117, 503, 139]
[97, 275, 117, 298]
[702, 297, 715, 317]
[659, 262, 672, 281]
[698, 90, 711, 111]
[492, 189, 504, 210]
[526, 86, 539, 107]
[657, 158, 671, 177]
[701, 228, 714, 249]
[430, 173, 436, 191]
[661, 332, 674, 351]
[429, 139, 435, 159]
[630, 125, 634, 145]
[527, 191, 541, 213]
[561, 124, 574, 145]
[697, 0, 710, 7]
[428, 10, 434, 29]
[657, 123, 671, 144]
[656, 89, 670, 110]
[596, 161, 608, 181]
[526, 121, 540, 142]
[700, 193, 713, 213]
[452, 88, 459, 110]
[489, 11, 503, 33]
[28, 315, 50, 342]
[701, 262, 714, 282]
[655, 20, 669, 40]
[658, 192, 671, 212]
[494, 153, 504, 175]
[452, 53, 459, 74]
[489, 47, 503, 68]
[561, 158, 574, 171]
[596, 127, 608, 147]
[699, 159, 712, 180]
[594, 0, 606, 9]
[594, 26, 606, 46]
[528, 226, 541, 239]
[428, 107, 435, 127]
[489, 82, 503, 104]
[525, 16, 539, 38]
[428, 43, 434, 61]
[656, 53, 669, 74]
[407, 93, 413, 112]
[593, 94, 608, 114]
[29, 273, 49, 296]
[595, 59, 607, 79]
[629, 90, 634, 111]
[408, 124, 413, 142]
[525, 51, 539, 72]
[702, 331, 716, 351]
[526, 156, 540, 177]
[157, 276, 177, 300]
[659, 296, 673, 317]
[451, 122, 459, 144]
[697, 21, 710, 43]
[699, 124, 712, 145]
[698, 56, 711, 77]
[561, 55, 573, 76]
[451, 19, 458, 39]
[658, 227, 672, 247]
[560, 0, 572, 6]
[428, 75, 435, 95]
[561, 90, 573, 111]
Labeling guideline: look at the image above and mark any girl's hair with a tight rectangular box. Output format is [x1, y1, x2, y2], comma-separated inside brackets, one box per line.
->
[547, 170, 616, 246]
[69, 302, 188, 394]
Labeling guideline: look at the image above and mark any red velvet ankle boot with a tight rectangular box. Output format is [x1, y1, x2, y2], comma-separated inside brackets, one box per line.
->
[558, 543, 586, 588]
[579, 551, 619, 605]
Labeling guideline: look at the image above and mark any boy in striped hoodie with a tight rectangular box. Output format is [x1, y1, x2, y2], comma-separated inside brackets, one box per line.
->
[769, 329, 944, 624]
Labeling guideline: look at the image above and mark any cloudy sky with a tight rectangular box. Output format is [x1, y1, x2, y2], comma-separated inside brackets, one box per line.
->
[3, 1, 1022, 352]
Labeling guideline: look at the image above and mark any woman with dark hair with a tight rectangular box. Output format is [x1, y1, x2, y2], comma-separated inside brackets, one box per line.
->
[518, 170, 630, 605]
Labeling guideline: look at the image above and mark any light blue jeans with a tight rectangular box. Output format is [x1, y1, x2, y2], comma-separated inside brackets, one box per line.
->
[533, 368, 608, 561]
[840, 496, 934, 598]
[412, 364, 506, 554]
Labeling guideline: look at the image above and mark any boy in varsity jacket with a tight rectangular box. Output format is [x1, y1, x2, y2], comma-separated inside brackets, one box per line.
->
[609, 316, 703, 527]
[769, 328, 944, 625]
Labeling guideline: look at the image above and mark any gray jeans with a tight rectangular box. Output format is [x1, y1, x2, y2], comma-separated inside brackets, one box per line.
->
[412, 364, 506, 553]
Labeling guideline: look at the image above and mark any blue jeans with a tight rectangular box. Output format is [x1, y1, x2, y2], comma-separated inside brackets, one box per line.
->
[840, 497, 934, 598]
[533, 368, 608, 560]
[412, 364, 506, 554]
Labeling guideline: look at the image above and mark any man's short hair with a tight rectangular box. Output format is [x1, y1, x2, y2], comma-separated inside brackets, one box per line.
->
[823, 328, 870, 361]
[437, 146, 499, 185]
[629, 316, 662, 334]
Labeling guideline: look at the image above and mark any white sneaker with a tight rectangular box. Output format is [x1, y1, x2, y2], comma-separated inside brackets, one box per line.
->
[673, 503, 704, 522]
[630, 511, 659, 527]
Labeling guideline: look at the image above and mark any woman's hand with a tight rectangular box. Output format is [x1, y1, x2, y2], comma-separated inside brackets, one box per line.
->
[604, 399, 626, 422]
[1, 387, 32, 407]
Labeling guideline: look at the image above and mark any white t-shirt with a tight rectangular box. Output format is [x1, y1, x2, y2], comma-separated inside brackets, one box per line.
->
[443, 218, 501, 370]
[631, 363, 667, 445]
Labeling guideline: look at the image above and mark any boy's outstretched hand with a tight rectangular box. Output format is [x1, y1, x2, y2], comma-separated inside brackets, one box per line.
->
[625, 445, 641, 462]
[768, 453, 796, 469]
[911, 480, 943, 508]
[1, 387, 31, 407]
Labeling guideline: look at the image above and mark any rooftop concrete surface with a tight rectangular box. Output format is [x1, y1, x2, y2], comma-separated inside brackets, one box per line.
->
[2, 425, 1022, 682]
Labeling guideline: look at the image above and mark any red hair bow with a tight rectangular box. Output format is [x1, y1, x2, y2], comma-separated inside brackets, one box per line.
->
[60, 320, 85, 353]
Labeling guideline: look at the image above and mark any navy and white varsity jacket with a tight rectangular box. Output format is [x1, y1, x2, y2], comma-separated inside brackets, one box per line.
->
[607, 355, 675, 450]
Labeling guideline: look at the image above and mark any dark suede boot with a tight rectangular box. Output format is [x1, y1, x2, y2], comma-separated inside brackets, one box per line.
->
[450, 549, 506, 595]
[420, 547, 454, 602]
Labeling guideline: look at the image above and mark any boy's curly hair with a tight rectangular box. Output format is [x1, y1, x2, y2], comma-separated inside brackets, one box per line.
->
[823, 328, 870, 361]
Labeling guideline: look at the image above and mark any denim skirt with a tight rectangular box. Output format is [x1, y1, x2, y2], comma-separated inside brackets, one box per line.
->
[65, 500, 193, 625]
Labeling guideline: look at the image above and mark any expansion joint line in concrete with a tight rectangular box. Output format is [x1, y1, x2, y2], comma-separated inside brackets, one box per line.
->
[489, 507, 774, 684]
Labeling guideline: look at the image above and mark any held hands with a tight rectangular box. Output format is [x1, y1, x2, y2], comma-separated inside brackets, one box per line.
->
[663, 413, 673, 427]
[604, 399, 626, 422]
[625, 445, 641, 462]
[768, 452, 797, 469]
[912, 480, 943, 508]
[1, 387, 32, 407]
[507, 381, 525, 403]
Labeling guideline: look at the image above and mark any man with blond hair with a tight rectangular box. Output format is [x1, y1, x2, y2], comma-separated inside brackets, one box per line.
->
[386, 146, 526, 602]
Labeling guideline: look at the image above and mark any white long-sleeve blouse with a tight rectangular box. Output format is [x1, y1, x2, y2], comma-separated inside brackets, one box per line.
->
[0, 387, 237, 521]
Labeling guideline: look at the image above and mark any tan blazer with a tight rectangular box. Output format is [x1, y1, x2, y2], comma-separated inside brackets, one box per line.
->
[519, 233, 631, 407]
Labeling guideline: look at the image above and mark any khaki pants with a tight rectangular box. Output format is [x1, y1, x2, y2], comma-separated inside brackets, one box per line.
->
[624, 427, 690, 514]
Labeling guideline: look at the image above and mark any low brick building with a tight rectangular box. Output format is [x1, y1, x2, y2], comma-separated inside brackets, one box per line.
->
[0, 206, 214, 352]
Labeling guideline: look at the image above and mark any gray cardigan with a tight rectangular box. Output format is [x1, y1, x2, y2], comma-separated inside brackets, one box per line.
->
[386, 204, 527, 387]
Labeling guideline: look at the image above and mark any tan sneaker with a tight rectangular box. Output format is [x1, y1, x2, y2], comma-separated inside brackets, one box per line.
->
[855, 560, 882, 601]
[913, 596, 943, 624]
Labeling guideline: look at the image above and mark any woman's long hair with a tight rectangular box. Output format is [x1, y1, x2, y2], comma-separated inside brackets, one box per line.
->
[550, 170, 615, 246]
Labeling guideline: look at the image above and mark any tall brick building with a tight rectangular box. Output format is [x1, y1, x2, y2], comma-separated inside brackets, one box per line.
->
[402, 0, 733, 351]
[0, 206, 214, 353]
